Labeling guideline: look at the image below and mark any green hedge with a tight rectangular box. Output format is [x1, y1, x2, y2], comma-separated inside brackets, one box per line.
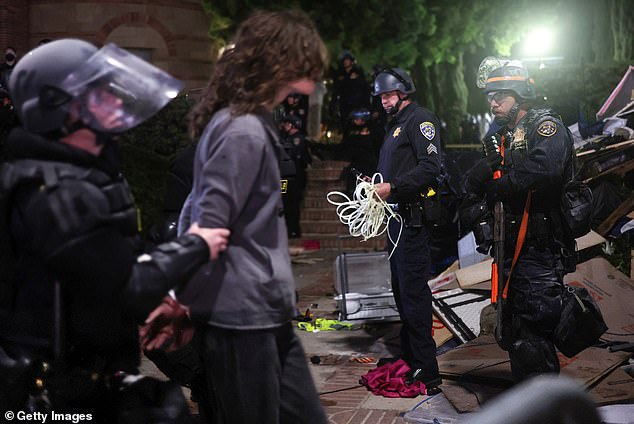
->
[118, 94, 195, 236]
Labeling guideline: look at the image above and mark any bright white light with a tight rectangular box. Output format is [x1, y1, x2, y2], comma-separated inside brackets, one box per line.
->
[165, 90, 179, 99]
[524, 28, 554, 57]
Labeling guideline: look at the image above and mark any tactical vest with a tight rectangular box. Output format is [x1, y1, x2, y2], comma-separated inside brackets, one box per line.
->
[0, 159, 138, 311]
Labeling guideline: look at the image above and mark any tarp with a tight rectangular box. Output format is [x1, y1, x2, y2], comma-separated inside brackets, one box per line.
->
[596, 65, 634, 121]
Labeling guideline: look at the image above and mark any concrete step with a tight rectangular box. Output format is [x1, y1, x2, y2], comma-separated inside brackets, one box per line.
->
[289, 233, 386, 250]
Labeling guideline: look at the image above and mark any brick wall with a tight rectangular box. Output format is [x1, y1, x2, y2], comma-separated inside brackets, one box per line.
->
[0, 0, 29, 56]
[0, 0, 214, 89]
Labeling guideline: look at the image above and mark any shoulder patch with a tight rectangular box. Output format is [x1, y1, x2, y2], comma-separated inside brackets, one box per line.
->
[537, 120, 557, 137]
[420, 122, 435, 141]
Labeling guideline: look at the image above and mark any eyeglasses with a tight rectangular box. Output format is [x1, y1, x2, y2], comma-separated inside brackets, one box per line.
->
[486, 91, 514, 104]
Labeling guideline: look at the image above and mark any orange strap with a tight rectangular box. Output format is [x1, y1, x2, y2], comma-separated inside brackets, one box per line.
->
[501, 191, 533, 299]
[491, 137, 506, 303]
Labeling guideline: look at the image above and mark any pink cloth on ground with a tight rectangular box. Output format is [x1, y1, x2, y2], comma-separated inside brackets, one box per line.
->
[359, 359, 426, 398]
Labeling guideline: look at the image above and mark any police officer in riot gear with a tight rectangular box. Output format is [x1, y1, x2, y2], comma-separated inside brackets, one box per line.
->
[0, 39, 230, 421]
[463, 59, 573, 380]
[372, 67, 442, 391]
[280, 114, 311, 238]
[331, 50, 371, 133]
[341, 108, 382, 195]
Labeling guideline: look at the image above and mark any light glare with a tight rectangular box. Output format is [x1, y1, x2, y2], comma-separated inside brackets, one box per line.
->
[524, 28, 554, 57]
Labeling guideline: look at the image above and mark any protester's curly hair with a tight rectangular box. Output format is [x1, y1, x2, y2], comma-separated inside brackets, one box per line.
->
[188, 9, 328, 138]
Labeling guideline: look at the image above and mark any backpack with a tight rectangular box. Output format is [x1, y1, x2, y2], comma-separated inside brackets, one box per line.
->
[560, 129, 593, 239]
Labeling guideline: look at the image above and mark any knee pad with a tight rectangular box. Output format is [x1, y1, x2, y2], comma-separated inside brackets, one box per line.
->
[509, 338, 559, 381]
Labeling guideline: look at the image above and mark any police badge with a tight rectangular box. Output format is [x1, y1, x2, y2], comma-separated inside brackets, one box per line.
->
[537, 121, 557, 137]
[420, 122, 435, 140]
[510, 127, 527, 150]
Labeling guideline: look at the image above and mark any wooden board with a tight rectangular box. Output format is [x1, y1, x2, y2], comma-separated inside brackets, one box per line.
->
[589, 366, 634, 406]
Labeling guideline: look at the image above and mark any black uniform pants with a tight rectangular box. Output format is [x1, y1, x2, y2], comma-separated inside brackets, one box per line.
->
[387, 220, 439, 376]
[282, 176, 305, 237]
[503, 245, 564, 381]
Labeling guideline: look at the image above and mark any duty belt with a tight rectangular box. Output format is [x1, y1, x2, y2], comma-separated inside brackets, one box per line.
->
[505, 212, 552, 248]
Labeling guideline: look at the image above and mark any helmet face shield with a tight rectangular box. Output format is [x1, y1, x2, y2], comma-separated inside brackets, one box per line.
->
[59, 43, 183, 133]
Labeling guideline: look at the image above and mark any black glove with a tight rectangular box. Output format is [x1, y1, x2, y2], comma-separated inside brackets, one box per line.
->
[483, 135, 503, 171]
[463, 158, 494, 195]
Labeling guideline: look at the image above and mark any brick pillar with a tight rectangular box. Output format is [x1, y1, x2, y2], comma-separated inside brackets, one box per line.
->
[0, 0, 30, 56]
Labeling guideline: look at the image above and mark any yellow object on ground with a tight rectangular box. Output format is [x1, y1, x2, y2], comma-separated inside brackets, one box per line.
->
[297, 318, 353, 332]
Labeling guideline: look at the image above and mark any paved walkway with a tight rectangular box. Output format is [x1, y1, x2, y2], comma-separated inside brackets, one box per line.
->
[291, 248, 419, 423]
[140, 247, 429, 423]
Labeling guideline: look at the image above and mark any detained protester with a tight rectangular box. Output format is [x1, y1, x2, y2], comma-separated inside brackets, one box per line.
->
[0, 39, 229, 422]
[462, 59, 573, 380]
[371, 67, 442, 391]
[144, 9, 329, 424]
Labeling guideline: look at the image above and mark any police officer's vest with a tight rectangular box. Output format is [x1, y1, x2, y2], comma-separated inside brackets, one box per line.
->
[0, 159, 138, 311]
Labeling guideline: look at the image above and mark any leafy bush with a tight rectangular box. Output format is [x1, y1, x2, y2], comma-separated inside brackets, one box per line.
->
[118, 94, 195, 236]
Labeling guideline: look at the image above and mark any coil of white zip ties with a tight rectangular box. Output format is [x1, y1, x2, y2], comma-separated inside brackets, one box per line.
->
[326, 173, 403, 259]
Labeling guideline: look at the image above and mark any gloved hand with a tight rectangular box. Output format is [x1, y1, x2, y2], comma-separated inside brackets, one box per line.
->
[483, 135, 503, 171]
[463, 158, 494, 195]
[140, 296, 193, 352]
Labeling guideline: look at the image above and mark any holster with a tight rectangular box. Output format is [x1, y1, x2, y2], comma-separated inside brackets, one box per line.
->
[400, 193, 443, 229]
[473, 214, 494, 254]
[400, 202, 424, 228]
[422, 195, 443, 224]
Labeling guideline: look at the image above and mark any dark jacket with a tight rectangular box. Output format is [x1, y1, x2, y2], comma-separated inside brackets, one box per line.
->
[377, 102, 442, 203]
[0, 128, 209, 372]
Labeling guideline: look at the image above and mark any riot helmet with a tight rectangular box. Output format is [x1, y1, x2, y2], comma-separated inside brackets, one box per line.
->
[484, 65, 535, 100]
[372, 67, 416, 96]
[477, 57, 535, 126]
[282, 114, 303, 130]
[338, 50, 355, 64]
[10, 39, 183, 135]
[348, 108, 371, 124]
[477, 57, 535, 101]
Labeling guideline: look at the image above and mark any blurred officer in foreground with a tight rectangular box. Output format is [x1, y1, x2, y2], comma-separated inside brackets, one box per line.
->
[462, 59, 572, 380]
[0, 39, 229, 422]
[372, 67, 442, 392]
